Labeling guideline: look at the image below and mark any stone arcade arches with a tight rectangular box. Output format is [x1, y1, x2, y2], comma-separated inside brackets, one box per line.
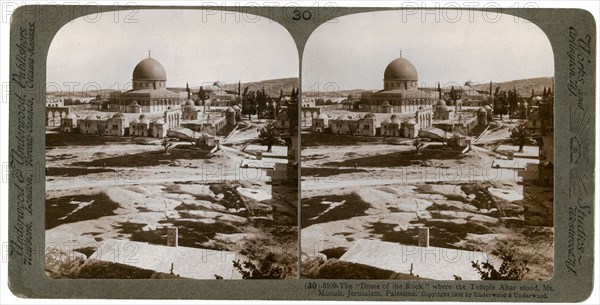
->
[164, 109, 181, 129]
[46, 107, 71, 127]
[416, 111, 432, 129]
[301, 107, 321, 127]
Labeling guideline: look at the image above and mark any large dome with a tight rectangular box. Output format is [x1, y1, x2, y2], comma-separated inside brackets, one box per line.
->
[132, 57, 167, 81]
[383, 56, 418, 81]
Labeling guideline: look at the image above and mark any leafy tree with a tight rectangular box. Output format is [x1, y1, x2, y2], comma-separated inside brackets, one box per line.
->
[413, 138, 425, 155]
[508, 90, 514, 118]
[471, 253, 530, 280]
[162, 138, 173, 154]
[258, 121, 283, 152]
[494, 88, 509, 120]
[542, 86, 547, 98]
[492, 87, 501, 116]
[449, 86, 457, 102]
[348, 123, 359, 136]
[509, 86, 519, 119]
[232, 254, 284, 279]
[197, 86, 206, 102]
[501, 91, 510, 118]
[256, 87, 267, 119]
[509, 122, 534, 152]
[97, 123, 106, 135]
[242, 88, 257, 120]
[291, 87, 299, 103]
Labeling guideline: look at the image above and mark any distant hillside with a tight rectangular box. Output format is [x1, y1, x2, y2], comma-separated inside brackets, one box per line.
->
[184, 77, 299, 98]
[302, 89, 372, 99]
[223, 77, 298, 97]
[307, 77, 555, 100]
[47, 77, 298, 99]
[471, 77, 554, 96]
[46, 89, 116, 98]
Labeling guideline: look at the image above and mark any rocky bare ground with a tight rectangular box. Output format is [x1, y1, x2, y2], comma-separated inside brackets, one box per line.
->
[300, 181, 553, 280]
[46, 134, 297, 279]
[300, 125, 553, 280]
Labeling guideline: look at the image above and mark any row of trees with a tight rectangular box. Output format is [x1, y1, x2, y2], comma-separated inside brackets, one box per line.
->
[241, 87, 298, 120]
[491, 86, 520, 120]
[434, 84, 463, 104]
[241, 87, 268, 120]
[492, 86, 553, 120]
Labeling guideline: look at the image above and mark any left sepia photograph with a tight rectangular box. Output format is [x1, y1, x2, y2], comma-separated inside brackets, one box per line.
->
[44, 9, 299, 280]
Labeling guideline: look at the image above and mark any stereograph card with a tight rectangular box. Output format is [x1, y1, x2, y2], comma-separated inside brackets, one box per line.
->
[4, 3, 596, 302]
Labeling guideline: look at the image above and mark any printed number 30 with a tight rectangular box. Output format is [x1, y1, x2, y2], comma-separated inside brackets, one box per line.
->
[292, 9, 312, 20]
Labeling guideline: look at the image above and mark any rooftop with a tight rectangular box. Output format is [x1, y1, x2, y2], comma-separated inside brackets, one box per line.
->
[339, 239, 499, 280]
[92, 239, 243, 279]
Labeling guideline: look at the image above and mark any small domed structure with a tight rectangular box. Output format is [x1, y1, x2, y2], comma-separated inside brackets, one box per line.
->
[185, 103, 197, 111]
[483, 105, 492, 111]
[390, 114, 400, 123]
[154, 118, 165, 125]
[130, 118, 140, 124]
[232, 105, 241, 111]
[112, 112, 125, 118]
[477, 107, 487, 113]
[185, 99, 195, 106]
[464, 80, 475, 87]
[364, 112, 376, 119]
[382, 101, 390, 106]
[130, 101, 139, 106]
[436, 100, 449, 112]
[225, 107, 235, 113]
[85, 114, 96, 120]
[66, 113, 77, 119]
[406, 118, 416, 125]
[213, 81, 222, 88]
[337, 114, 349, 120]
[317, 113, 329, 119]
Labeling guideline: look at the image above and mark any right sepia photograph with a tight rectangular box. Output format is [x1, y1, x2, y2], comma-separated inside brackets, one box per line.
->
[300, 10, 554, 281]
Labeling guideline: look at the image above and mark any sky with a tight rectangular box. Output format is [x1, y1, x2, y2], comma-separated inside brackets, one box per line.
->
[47, 9, 299, 91]
[302, 10, 554, 91]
